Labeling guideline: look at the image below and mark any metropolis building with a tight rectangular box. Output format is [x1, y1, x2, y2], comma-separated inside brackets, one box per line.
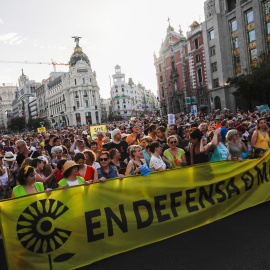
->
[202, 0, 270, 112]
[46, 38, 101, 127]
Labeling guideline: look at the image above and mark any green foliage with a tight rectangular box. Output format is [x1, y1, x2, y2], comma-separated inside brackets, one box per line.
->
[28, 118, 49, 130]
[108, 114, 122, 122]
[227, 54, 270, 108]
[9, 117, 26, 131]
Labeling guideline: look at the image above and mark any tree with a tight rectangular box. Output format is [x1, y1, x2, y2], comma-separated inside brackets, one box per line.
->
[227, 54, 270, 110]
[9, 117, 26, 131]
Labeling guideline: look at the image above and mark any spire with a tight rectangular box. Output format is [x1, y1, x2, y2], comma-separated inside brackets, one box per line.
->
[22, 69, 24, 76]
[179, 25, 183, 36]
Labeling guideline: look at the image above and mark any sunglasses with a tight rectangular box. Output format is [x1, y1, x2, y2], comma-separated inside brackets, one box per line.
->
[99, 158, 108, 162]
[169, 141, 177, 144]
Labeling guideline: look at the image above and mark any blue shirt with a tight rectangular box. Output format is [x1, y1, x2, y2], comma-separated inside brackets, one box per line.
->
[97, 165, 118, 179]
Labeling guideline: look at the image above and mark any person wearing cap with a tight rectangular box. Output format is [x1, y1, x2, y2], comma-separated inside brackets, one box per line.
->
[215, 115, 222, 129]
[70, 136, 88, 155]
[126, 125, 140, 146]
[58, 161, 92, 189]
[3, 152, 17, 188]
[12, 166, 51, 198]
[104, 129, 129, 161]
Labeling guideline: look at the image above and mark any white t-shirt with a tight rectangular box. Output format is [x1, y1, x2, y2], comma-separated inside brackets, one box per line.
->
[67, 179, 80, 186]
[149, 155, 166, 172]
[74, 148, 88, 154]
[92, 162, 101, 170]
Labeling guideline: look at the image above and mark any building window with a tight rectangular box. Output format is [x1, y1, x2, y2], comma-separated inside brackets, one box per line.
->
[77, 101, 80, 108]
[231, 19, 237, 32]
[74, 79, 77, 85]
[82, 78, 85, 84]
[83, 90, 87, 97]
[246, 10, 254, 24]
[213, 78, 219, 88]
[209, 29, 214, 40]
[201, 98, 205, 105]
[194, 38, 199, 49]
[75, 91, 78, 98]
[196, 54, 201, 63]
[267, 22, 270, 34]
[161, 85, 164, 97]
[197, 69, 203, 83]
[248, 30, 256, 42]
[160, 75, 163, 83]
[234, 55, 241, 67]
[227, 0, 236, 12]
[232, 37, 239, 49]
[84, 100, 89, 108]
[159, 64, 162, 72]
[124, 105, 126, 108]
[211, 62, 218, 72]
[210, 46, 216, 56]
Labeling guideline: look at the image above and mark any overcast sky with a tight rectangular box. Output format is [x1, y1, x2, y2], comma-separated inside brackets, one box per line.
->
[0, 0, 205, 98]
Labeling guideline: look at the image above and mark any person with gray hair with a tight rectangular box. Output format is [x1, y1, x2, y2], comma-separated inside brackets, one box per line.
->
[51, 146, 64, 167]
[15, 140, 40, 170]
[103, 129, 129, 161]
[226, 129, 247, 161]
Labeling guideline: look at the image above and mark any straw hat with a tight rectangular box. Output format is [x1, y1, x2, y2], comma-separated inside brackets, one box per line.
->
[61, 161, 83, 177]
[121, 133, 128, 139]
[102, 137, 112, 145]
[3, 151, 16, 161]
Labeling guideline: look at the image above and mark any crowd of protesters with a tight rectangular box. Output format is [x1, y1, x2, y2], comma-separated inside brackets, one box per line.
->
[0, 107, 269, 199]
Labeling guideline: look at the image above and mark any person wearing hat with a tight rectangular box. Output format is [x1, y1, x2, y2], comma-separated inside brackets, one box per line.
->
[126, 125, 140, 146]
[215, 115, 222, 129]
[104, 129, 129, 162]
[58, 161, 93, 189]
[3, 152, 17, 189]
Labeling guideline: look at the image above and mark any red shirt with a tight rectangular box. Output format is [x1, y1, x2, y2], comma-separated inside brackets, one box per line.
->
[77, 165, 95, 181]
[56, 170, 64, 183]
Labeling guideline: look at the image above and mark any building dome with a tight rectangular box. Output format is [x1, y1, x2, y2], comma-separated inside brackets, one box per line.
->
[69, 44, 90, 67]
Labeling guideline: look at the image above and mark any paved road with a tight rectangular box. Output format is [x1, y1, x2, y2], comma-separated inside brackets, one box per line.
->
[1, 201, 270, 270]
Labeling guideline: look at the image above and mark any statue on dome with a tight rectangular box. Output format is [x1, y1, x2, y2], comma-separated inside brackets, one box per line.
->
[72, 36, 82, 47]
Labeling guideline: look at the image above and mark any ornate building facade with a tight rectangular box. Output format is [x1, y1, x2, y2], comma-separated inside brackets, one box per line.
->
[0, 85, 16, 129]
[154, 22, 208, 115]
[46, 38, 101, 127]
[11, 71, 41, 123]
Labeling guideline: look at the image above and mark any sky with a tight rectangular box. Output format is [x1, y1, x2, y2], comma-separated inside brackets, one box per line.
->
[0, 0, 206, 99]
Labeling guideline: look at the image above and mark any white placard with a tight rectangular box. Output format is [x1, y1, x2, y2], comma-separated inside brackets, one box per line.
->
[168, 114, 175, 125]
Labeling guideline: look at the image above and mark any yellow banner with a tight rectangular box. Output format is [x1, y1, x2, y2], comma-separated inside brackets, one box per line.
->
[90, 125, 107, 137]
[1, 152, 270, 270]
[37, 127, 46, 133]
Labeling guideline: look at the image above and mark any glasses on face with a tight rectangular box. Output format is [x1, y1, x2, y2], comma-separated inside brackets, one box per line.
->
[170, 141, 177, 144]
[29, 174, 35, 177]
[99, 158, 108, 162]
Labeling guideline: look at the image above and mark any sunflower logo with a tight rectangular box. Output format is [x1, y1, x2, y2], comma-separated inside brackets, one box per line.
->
[17, 199, 71, 254]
